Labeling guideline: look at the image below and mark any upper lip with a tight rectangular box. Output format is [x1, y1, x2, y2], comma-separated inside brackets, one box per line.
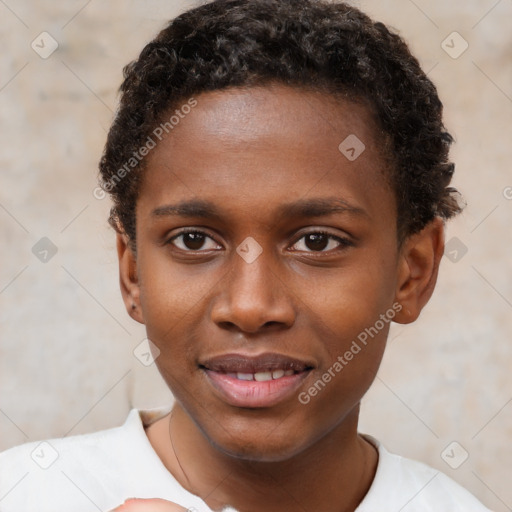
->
[200, 352, 315, 374]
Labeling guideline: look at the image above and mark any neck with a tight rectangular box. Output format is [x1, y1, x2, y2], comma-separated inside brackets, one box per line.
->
[147, 404, 378, 512]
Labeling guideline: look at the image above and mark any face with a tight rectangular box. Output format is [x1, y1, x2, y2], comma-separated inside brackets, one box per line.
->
[119, 84, 436, 462]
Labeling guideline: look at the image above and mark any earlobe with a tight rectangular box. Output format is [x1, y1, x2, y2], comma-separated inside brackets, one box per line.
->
[116, 233, 145, 324]
[393, 217, 445, 324]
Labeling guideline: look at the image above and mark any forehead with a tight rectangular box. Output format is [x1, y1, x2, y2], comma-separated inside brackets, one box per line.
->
[138, 84, 395, 225]
[164, 85, 381, 154]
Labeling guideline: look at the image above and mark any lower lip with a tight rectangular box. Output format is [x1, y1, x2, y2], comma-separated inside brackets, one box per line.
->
[203, 369, 310, 408]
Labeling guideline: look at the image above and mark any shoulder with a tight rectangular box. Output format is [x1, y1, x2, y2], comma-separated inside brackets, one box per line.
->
[0, 408, 141, 472]
[0, 408, 173, 512]
[357, 436, 492, 512]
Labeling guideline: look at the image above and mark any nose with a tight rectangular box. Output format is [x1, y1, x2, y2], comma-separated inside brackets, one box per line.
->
[210, 249, 296, 334]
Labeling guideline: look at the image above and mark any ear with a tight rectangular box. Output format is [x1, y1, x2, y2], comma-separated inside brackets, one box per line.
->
[117, 232, 145, 324]
[393, 217, 445, 324]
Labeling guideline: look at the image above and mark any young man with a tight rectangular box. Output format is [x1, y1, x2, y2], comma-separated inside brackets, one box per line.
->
[0, 1, 492, 511]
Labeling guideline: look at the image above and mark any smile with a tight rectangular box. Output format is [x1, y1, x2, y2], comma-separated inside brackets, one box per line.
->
[200, 352, 314, 408]
[230, 369, 295, 381]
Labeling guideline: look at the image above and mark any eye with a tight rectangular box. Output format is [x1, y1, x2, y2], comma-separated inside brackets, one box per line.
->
[290, 231, 353, 253]
[167, 230, 221, 252]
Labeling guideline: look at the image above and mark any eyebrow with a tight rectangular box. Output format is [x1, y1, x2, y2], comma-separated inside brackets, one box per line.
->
[151, 199, 223, 220]
[151, 197, 368, 220]
[275, 197, 368, 220]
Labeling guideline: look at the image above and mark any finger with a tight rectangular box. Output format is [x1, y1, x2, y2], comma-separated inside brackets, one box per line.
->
[110, 497, 189, 512]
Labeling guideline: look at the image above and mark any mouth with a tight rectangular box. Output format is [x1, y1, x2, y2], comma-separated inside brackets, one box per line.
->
[199, 352, 314, 408]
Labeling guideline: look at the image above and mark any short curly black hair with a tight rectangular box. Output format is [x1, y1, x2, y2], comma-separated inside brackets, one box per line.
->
[98, 0, 462, 249]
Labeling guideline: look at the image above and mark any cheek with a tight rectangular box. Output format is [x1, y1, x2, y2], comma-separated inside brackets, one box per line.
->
[137, 254, 222, 370]
[298, 257, 396, 350]
[138, 249, 216, 327]
[294, 267, 395, 426]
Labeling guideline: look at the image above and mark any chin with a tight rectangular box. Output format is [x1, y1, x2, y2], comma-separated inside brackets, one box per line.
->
[202, 418, 314, 463]
[215, 438, 306, 463]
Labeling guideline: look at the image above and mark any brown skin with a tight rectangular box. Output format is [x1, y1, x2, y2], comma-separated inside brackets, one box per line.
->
[114, 84, 445, 512]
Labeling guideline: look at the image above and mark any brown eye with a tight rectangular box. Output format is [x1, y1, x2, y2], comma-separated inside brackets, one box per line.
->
[168, 231, 221, 251]
[182, 232, 206, 250]
[304, 233, 329, 251]
[291, 232, 352, 253]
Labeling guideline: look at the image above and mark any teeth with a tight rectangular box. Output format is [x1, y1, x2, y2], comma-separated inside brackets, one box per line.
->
[254, 371, 273, 381]
[234, 369, 295, 381]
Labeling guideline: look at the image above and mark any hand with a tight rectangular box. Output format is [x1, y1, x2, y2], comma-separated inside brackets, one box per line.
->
[110, 498, 189, 511]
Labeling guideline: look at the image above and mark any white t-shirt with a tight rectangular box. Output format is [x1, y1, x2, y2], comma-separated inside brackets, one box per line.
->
[0, 408, 492, 512]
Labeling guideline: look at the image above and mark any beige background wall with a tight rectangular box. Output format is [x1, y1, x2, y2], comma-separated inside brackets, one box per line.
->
[0, 0, 510, 510]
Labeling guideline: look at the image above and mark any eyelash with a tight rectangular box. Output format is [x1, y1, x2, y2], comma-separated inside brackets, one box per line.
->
[290, 230, 353, 253]
[166, 228, 353, 254]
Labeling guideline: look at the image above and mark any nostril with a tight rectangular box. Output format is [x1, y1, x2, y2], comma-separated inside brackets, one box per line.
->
[216, 320, 287, 334]
[217, 321, 238, 331]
